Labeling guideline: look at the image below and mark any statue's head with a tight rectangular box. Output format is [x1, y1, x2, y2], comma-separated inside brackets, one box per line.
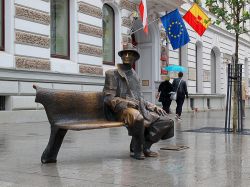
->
[118, 44, 140, 65]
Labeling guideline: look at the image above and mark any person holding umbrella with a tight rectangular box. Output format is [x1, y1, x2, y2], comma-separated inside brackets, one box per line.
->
[172, 72, 188, 121]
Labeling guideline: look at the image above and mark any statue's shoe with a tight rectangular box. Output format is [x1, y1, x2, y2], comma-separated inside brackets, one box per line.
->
[130, 152, 145, 160]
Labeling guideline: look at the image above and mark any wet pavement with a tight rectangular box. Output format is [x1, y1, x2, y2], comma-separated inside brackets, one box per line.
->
[0, 110, 250, 187]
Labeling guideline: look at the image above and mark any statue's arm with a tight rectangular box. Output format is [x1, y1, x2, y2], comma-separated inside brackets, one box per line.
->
[142, 98, 166, 115]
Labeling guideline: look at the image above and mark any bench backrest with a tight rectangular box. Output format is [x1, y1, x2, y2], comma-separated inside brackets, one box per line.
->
[33, 85, 106, 125]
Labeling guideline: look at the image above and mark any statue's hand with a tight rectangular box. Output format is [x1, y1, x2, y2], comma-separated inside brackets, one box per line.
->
[154, 106, 167, 116]
[127, 101, 139, 109]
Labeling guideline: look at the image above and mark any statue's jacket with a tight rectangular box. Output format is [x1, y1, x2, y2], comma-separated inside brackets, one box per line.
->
[103, 64, 160, 127]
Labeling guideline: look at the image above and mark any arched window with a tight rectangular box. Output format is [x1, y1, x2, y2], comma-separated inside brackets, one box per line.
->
[102, 4, 115, 65]
[211, 49, 216, 93]
[196, 42, 203, 93]
[245, 58, 249, 88]
[0, 0, 4, 51]
[51, 0, 70, 59]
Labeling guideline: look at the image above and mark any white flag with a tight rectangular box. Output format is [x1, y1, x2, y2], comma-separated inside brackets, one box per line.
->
[139, 0, 148, 33]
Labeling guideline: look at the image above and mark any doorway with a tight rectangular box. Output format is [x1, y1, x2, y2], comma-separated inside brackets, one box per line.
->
[134, 22, 159, 103]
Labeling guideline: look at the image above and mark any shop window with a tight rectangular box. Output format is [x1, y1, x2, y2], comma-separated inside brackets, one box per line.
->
[190, 98, 194, 110]
[0, 0, 4, 51]
[207, 98, 211, 109]
[51, 0, 70, 59]
[102, 4, 115, 65]
[0, 96, 5, 110]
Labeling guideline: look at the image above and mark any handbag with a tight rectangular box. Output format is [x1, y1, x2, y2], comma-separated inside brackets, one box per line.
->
[170, 92, 177, 100]
[170, 79, 182, 101]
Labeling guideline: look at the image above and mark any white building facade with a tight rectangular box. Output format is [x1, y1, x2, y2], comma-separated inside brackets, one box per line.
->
[0, 0, 249, 113]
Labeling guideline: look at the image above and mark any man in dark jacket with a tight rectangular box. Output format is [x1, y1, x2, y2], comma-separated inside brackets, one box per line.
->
[103, 45, 174, 160]
[157, 76, 173, 114]
[172, 72, 188, 120]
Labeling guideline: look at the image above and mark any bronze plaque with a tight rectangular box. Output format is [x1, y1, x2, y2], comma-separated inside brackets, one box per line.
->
[142, 80, 149, 86]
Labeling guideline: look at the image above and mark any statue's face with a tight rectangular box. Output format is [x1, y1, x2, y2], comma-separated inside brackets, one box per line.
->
[121, 51, 137, 65]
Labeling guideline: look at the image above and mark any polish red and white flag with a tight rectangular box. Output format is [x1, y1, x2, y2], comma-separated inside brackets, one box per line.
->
[139, 0, 148, 34]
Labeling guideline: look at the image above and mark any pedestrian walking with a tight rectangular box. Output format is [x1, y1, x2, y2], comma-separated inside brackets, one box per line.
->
[157, 75, 173, 114]
[172, 72, 188, 121]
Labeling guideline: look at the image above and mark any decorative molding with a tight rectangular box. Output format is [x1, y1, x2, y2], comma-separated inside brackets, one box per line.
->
[78, 22, 102, 38]
[160, 30, 166, 39]
[122, 34, 132, 43]
[79, 43, 102, 57]
[78, 2, 102, 19]
[15, 31, 50, 48]
[79, 64, 103, 75]
[15, 6, 50, 25]
[122, 17, 132, 29]
[16, 56, 50, 71]
[120, 0, 137, 11]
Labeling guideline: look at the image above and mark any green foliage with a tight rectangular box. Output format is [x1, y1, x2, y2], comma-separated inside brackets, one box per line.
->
[205, 0, 250, 34]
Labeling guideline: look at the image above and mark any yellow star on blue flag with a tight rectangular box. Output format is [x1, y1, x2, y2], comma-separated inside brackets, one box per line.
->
[160, 9, 190, 50]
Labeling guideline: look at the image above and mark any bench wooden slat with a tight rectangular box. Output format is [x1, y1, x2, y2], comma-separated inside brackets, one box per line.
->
[55, 120, 124, 130]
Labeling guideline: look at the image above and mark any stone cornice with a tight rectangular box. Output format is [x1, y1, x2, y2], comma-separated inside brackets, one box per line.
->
[78, 2, 102, 19]
[15, 5, 50, 25]
[15, 31, 50, 48]
[15, 56, 50, 71]
[160, 31, 166, 39]
[79, 43, 103, 57]
[0, 68, 104, 86]
[120, 0, 137, 11]
[79, 64, 103, 75]
[78, 22, 102, 38]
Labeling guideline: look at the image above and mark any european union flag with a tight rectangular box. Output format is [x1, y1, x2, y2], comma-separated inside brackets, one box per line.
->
[160, 9, 190, 50]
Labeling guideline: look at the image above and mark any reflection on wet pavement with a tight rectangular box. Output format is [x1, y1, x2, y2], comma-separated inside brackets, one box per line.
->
[0, 110, 250, 186]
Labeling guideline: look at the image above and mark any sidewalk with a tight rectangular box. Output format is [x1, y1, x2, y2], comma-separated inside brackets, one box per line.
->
[0, 110, 250, 186]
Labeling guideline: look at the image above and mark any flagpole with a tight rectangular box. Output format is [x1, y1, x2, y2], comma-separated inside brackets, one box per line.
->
[129, 18, 160, 35]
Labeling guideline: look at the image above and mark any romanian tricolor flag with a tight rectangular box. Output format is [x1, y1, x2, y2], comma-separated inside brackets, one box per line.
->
[183, 3, 211, 36]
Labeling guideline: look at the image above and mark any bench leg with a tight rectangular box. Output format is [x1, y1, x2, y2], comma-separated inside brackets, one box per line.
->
[41, 125, 67, 164]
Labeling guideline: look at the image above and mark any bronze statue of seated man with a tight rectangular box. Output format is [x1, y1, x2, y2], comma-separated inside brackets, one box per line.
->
[103, 44, 174, 160]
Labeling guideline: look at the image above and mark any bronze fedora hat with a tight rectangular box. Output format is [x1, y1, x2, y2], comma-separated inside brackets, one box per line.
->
[118, 44, 140, 61]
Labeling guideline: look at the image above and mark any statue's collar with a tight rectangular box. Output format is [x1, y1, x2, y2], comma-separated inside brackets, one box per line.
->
[117, 64, 135, 78]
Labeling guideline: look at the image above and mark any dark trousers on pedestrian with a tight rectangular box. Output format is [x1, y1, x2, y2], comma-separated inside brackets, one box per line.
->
[176, 97, 185, 117]
[162, 98, 172, 114]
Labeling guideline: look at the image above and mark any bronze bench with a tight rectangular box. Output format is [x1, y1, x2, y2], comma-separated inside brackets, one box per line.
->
[33, 85, 124, 164]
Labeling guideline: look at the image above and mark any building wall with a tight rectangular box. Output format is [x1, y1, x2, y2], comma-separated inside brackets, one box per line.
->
[0, 0, 249, 111]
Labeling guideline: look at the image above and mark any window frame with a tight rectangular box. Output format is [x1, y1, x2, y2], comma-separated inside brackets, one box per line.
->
[0, 0, 4, 51]
[102, 4, 115, 66]
[50, 0, 70, 59]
